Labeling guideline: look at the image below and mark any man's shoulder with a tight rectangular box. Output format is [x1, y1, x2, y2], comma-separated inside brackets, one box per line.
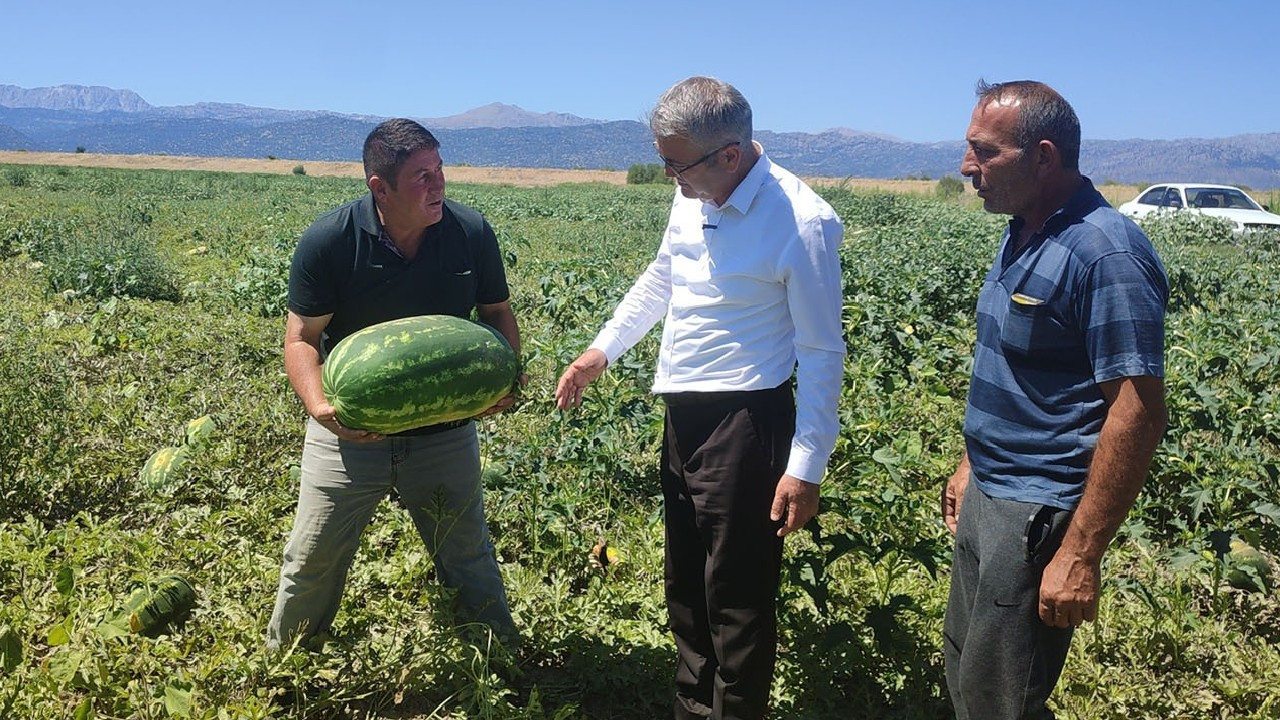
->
[304, 194, 374, 242]
[762, 159, 839, 223]
[1054, 204, 1157, 266]
[443, 198, 488, 235]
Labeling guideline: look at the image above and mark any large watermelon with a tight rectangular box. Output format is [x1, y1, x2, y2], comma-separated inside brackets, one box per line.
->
[321, 315, 519, 434]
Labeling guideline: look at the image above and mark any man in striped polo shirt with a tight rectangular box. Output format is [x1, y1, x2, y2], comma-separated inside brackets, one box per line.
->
[941, 81, 1169, 719]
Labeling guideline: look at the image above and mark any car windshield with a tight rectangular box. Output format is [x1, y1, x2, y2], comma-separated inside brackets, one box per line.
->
[1186, 187, 1262, 210]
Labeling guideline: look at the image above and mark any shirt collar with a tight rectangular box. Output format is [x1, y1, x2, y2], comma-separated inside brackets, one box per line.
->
[356, 192, 406, 259]
[1007, 176, 1106, 240]
[715, 141, 771, 215]
[357, 192, 382, 236]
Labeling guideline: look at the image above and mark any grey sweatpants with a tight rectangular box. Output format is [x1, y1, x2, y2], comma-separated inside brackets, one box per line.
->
[267, 418, 513, 649]
[943, 483, 1075, 720]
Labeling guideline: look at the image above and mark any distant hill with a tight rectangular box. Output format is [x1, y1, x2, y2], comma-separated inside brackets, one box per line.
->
[2, 84, 1278, 188]
[420, 102, 599, 129]
[0, 84, 151, 112]
[0, 123, 33, 148]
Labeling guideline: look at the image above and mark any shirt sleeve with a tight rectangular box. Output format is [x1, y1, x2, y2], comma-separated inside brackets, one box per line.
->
[588, 232, 672, 363]
[287, 220, 338, 317]
[1078, 250, 1168, 383]
[781, 212, 847, 483]
[474, 217, 511, 306]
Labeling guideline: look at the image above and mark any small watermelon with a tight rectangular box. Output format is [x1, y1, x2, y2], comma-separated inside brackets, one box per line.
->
[184, 414, 216, 446]
[1227, 539, 1273, 593]
[139, 446, 188, 489]
[591, 540, 622, 569]
[321, 315, 519, 434]
[127, 575, 197, 634]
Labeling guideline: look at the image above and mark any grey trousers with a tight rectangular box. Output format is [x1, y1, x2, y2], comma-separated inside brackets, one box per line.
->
[943, 483, 1075, 720]
[267, 418, 513, 649]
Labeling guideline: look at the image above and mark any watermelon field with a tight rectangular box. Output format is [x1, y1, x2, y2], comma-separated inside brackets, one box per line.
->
[2, 162, 1279, 719]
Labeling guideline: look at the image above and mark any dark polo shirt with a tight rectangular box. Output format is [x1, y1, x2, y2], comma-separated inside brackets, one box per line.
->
[288, 193, 510, 356]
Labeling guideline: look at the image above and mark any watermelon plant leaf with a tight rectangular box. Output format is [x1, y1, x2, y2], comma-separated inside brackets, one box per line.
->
[871, 446, 900, 466]
[1253, 502, 1280, 525]
[0, 624, 21, 672]
[163, 682, 192, 717]
[46, 620, 71, 647]
[47, 648, 84, 685]
[54, 563, 75, 596]
[95, 612, 131, 640]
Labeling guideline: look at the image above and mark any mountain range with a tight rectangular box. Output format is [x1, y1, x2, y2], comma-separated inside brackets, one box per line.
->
[2, 84, 1278, 189]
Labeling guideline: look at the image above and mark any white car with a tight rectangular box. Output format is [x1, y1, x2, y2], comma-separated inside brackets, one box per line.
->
[1118, 183, 1280, 233]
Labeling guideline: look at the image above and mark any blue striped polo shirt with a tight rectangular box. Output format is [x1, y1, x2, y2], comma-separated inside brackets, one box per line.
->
[963, 179, 1168, 510]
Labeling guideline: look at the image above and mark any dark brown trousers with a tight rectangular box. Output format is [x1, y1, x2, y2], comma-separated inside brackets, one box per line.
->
[661, 383, 795, 720]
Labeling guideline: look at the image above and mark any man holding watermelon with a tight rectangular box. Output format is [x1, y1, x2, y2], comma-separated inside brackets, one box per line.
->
[555, 76, 845, 720]
[941, 81, 1168, 718]
[267, 119, 522, 650]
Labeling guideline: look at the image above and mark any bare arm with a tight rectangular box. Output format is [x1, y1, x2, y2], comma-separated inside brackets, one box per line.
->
[477, 300, 521, 358]
[1039, 375, 1167, 627]
[284, 310, 382, 442]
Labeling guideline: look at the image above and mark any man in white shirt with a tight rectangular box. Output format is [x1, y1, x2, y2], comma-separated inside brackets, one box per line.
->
[554, 76, 845, 720]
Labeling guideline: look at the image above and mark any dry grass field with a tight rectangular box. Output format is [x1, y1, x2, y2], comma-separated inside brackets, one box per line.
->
[0, 149, 1150, 205]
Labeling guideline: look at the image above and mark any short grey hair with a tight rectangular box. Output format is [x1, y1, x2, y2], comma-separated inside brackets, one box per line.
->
[649, 76, 752, 152]
[976, 79, 1081, 171]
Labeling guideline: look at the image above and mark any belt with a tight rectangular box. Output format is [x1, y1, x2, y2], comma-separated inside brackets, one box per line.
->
[660, 381, 792, 408]
[393, 418, 471, 436]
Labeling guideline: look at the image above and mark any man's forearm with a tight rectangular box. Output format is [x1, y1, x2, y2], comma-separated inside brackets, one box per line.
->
[478, 304, 521, 358]
[1059, 381, 1167, 563]
[284, 338, 327, 416]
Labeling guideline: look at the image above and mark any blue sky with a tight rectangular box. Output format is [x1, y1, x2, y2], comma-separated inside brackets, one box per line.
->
[3, 0, 1277, 142]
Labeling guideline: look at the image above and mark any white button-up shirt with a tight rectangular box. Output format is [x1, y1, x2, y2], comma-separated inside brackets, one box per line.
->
[589, 147, 845, 483]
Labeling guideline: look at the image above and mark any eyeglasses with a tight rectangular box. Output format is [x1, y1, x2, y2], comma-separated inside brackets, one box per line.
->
[655, 141, 740, 178]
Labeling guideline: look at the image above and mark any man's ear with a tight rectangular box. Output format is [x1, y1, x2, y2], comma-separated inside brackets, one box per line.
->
[722, 143, 743, 172]
[1034, 139, 1062, 174]
[368, 174, 387, 197]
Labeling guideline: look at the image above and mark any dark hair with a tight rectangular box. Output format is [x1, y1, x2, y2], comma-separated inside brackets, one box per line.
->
[976, 80, 1081, 171]
[362, 118, 440, 188]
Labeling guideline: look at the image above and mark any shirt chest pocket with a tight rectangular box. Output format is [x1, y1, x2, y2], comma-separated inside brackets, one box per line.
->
[434, 262, 477, 302]
[999, 301, 1076, 357]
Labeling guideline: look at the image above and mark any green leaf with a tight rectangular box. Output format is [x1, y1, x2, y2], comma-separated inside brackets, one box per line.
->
[1254, 502, 1280, 525]
[871, 445, 900, 466]
[55, 564, 75, 596]
[46, 621, 71, 647]
[1167, 547, 1205, 573]
[47, 648, 83, 685]
[73, 697, 93, 720]
[0, 624, 22, 672]
[164, 683, 192, 717]
[95, 612, 132, 640]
